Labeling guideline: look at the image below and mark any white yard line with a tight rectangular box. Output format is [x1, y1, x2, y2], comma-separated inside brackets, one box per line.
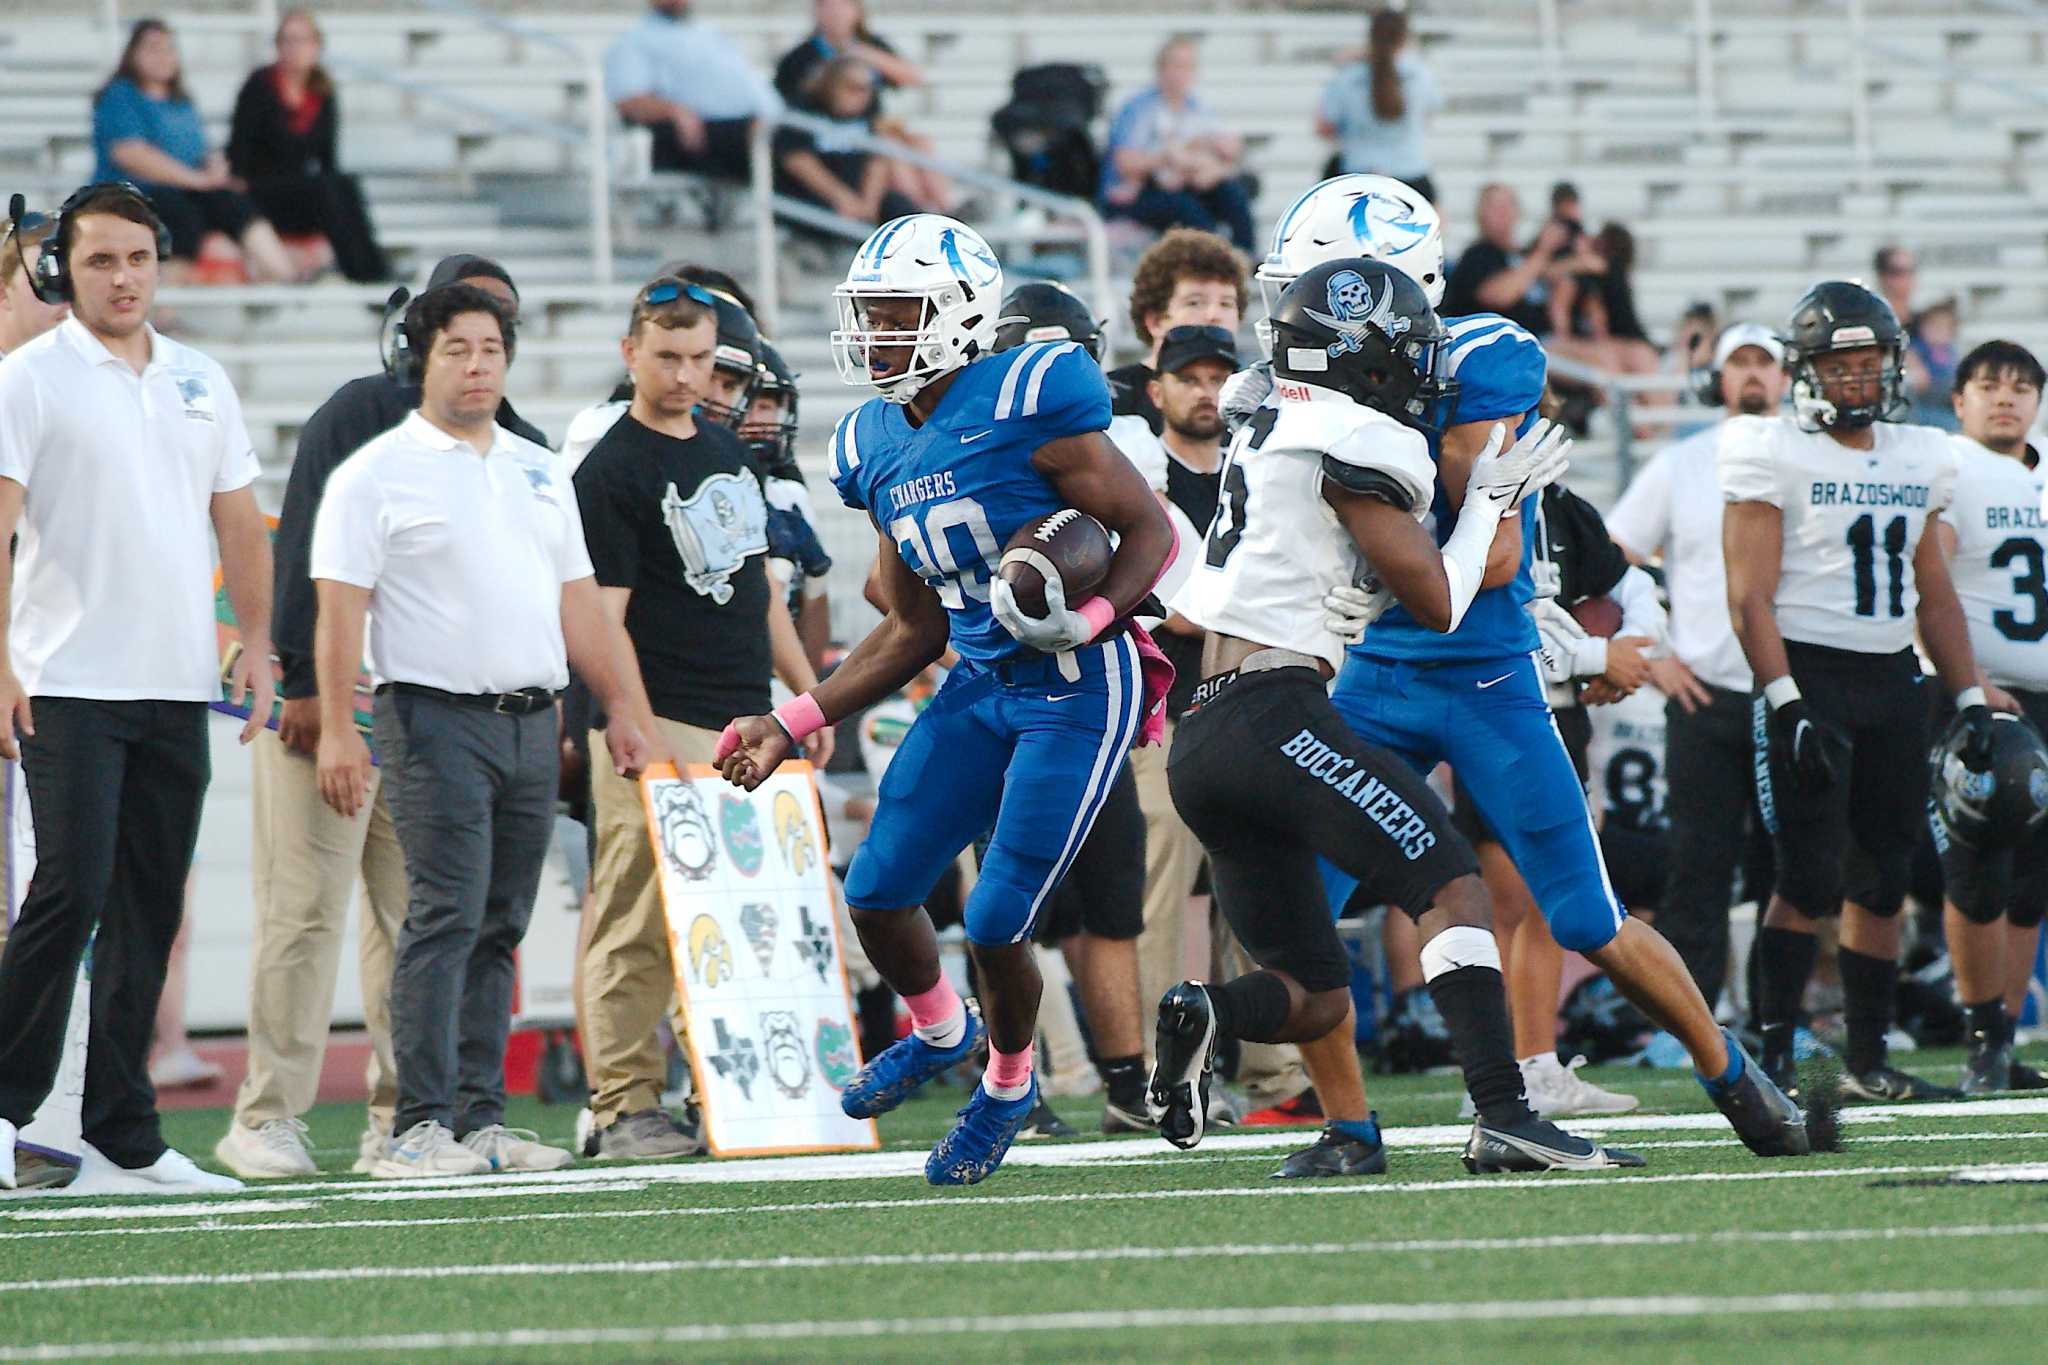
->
[6, 1220, 2046, 1295]
[0, 1159, 2023, 1244]
[6, 1289, 2048, 1359]
[10, 1095, 2043, 1214]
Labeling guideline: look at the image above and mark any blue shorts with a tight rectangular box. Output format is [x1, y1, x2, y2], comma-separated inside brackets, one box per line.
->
[1319, 651, 1627, 953]
[844, 633, 1144, 946]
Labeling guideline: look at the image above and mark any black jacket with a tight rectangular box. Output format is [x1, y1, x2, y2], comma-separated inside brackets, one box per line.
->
[1532, 483, 1629, 609]
[227, 66, 340, 182]
[272, 373, 551, 698]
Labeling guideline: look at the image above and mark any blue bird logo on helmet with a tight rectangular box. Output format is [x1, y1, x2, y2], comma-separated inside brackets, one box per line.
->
[1349, 193, 1429, 246]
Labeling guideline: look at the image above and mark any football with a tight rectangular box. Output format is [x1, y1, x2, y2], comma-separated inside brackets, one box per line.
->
[997, 508, 1113, 618]
[1569, 595, 1623, 638]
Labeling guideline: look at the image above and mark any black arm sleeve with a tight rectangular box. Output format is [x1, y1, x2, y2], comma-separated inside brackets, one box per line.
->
[1319, 455, 1418, 512]
[273, 375, 408, 698]
[1555, 486, 1630, 603]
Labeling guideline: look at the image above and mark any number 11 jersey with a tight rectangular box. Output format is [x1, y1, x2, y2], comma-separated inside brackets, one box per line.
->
[1717, 414, 1959, 655]
[1945, 434, 2048, 690]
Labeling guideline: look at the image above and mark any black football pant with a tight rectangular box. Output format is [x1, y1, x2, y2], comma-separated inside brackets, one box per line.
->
[1661, 682, 1772, 1007]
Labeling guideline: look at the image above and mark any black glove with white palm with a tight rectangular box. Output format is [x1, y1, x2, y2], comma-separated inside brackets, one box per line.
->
[1464, 417, 1572, 519]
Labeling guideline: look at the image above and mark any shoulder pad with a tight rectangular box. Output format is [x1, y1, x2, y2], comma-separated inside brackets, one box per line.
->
[989, 341, 1082, 422]
[1716, 413, 1785, 505]
[828, 403, 879, 510]
[1443, 314, 1545, 425]
[1319, 411, 1435, 519]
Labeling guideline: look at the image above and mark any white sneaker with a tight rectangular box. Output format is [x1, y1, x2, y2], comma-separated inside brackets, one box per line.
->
[1, 1117, 16, 1190]
[351, 1126, 389, 1175]
[460, 1124, 574, 1172]
[73, 1143, 244, 1194]
[214, 1118, 317, 1179]
[1521, 1053, 1639, 1117]
[148, 1047, 224, 1091]
[369, 1121, 490, 1179]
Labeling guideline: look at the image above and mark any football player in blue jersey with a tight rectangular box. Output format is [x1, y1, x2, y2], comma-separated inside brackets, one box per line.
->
[1236, 175, 1808, 1157]
[717, 215, 1175, 1184]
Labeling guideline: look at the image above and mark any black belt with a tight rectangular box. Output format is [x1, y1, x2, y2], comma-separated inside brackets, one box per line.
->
[1181, 648, 1323, 717]
[379, 682, 559, 716]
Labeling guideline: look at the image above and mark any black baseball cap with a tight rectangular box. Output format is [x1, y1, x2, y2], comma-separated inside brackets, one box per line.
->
[1157, 324, 1239, 375]
[426, 252, 518, 298]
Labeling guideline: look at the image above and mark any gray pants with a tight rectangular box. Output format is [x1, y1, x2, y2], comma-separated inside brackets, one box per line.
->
[374, 690, 557, 1136]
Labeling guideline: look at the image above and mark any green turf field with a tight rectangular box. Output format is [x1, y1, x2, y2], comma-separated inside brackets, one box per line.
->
[8, 1051, 2048, 1361]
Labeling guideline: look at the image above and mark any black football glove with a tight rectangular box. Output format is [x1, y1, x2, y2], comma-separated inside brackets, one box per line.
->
[1958, 700, 1997, 770]
[1770, 696, 1838, 793]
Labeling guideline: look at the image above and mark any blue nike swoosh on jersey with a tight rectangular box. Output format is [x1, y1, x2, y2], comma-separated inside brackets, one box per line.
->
[960, 429, 994, 444]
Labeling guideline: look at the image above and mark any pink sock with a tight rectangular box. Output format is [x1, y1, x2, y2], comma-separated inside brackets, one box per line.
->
[905, 979, 964, 1046]
[984, 1042, 1034, 1099]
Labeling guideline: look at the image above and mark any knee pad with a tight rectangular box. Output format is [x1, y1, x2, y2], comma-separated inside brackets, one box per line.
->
[1774, 858, 1846, 921]
[1546, 895, 1627, 954]
[2009, 897, 2046, 930]
[962, 866, 1039, 947]
[1842, 845, 1908, 919]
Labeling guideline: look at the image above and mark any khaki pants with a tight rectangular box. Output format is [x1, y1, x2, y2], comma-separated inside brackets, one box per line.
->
[1131, 728, 1205, 1058]
[581, 718, 721, 1126]
[233, 729, 408, 1132]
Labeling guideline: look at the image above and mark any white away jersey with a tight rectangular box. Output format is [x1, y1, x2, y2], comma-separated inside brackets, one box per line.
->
[1586, 683, 1669, 834]
[1718, 415, 1959, 655]
[1945, 436, 2048, 690]
[1175, 390, 1434, 670]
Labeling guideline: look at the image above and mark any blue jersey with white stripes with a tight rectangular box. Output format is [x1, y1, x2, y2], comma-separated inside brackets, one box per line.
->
[1356, 313, 1547, 662]
[829, 341, 1113, 664]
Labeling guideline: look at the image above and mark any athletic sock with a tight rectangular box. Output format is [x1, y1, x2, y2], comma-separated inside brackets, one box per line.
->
[1098, 1054, 1147, 1112]
[906, 978, 966, 1050]
[982, 1042, 1033, 1101]
[1210, 972, 1292, 1043]
[1421, 923, 1532, 1128]
[1965, 997, 2008, 1044]
[1838, 946, 1897, 1077]
[1330, 1114, 1381, 1147]
[1754, 926, 1819, 1040]
[1698, 1035, 1746, 1096]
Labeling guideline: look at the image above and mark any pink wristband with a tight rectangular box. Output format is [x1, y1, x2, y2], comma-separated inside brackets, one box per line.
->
[771, 692, 828, 744]
[1076, 596, 1117, 643]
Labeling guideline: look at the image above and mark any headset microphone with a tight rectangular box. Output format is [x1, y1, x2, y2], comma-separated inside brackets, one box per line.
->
[6, 195, 33, 289]
[380, 285, 416, 386]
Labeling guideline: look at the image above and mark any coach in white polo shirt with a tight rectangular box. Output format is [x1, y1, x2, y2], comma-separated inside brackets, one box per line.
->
[1606, 322, 1788, 1009]
[0, 183, 271, 1193]
[312, 283, 655, 1180]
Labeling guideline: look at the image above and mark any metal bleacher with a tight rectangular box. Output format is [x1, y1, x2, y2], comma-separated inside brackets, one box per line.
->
[5, 0, 2048, 557]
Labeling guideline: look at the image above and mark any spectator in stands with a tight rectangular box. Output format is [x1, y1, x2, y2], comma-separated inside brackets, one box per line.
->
[1315, 8, 1441, 202]
[1100, 38, 1254, 250]
[1910, 296, 1962, 430]
[773, 58, 925, 225]
[606, 0, 782, 183]
[92, 19, 300, 284]
[1546, 222, 1661, 397]
[0, 213, 66, 361]
[227, 8, 390, 283]
[775, 0, 951, 213]
[1106, 227, 1247, 434]
[1875, 244, 1934, 396]
[1441, 182, 1586, 336]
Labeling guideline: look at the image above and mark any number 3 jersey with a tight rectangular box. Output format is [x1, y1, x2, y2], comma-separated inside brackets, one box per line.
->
[1176, 387, 1437, 672]
[828, 341, 1111, 663]
[1945, 435, 2048, 690]
[1717, 414, 1959, 655]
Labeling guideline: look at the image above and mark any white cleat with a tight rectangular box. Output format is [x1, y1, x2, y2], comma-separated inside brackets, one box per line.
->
[214, 1118, 318, 1179]
[1521, 1053, 1639, 1117]
[0, 1117, 16, 1190]
[460, 1124, 574, 1172]
[369, 1121, 490, 1179]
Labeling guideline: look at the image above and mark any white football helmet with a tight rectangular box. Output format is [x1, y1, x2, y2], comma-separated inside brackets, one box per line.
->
[832, 214, 1005, 405]
[1255, 175, 1444, 354]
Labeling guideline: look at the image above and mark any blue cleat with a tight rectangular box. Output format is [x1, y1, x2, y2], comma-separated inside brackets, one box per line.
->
[839, 1003, 985, 1120]
[926, 1079, 1038, 1186]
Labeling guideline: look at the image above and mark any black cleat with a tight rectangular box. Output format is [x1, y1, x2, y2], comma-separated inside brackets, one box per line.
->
[1962, 1030, 2014, 1096]
[1015, 1097, 1077, 1140]
[1148, 982, 1217, 1151]
[2011, 1057, 2048, 1090]
[1462, 1116, 1646, 1173]
[1706, 1030, 1811, 1158]
[1101, 1096, 1156, 1135]
[1841, 1064, 1964, 1104]
[1272, 1121, 1388, 1179]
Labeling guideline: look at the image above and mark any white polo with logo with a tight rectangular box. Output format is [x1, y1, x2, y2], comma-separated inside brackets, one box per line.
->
[0, 317, 258, 700]
[310, 412, 593, 694]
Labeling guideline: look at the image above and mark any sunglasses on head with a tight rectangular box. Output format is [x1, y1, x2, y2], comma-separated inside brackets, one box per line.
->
[639, 278, 718, 308]
[1163, 324, 1235, 345]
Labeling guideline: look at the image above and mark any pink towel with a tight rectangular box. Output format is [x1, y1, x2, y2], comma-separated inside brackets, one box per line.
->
[1130, 622, 1177, 748]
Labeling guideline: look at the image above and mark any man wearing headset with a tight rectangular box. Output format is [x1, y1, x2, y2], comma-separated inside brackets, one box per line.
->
[210, 253, 550, 1181]
[0, 183, 271, 1193]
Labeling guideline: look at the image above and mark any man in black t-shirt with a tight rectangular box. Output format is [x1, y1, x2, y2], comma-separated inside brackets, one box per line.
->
[571, 280, 831, 1160]
[1440, 183, 1577, 339]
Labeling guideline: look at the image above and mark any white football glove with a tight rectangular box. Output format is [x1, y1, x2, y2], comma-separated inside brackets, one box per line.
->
[1465, 417, 1572, 519]
[1322, 579, 1395, 644]
[1531, 598, 1604, 684]
[990, 573, 1096, 654]
[1219, 361, 1273, 435]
